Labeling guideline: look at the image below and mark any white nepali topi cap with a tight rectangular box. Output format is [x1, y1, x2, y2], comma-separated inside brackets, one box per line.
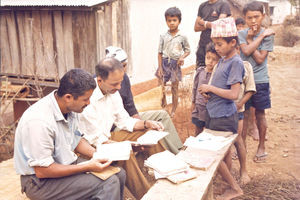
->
[105, 46, 128, 63]
[211, 17, 238, 38]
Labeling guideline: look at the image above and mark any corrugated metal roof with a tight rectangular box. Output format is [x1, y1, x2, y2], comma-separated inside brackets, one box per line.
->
[0, 0, 109, 7]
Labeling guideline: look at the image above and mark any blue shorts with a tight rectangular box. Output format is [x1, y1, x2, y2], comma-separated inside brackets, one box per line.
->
[238, 112, 244, 121]
[205, 112, 238, 134]
[160, 58, 182, 83]
[246, 83, 271, 110]
[192, 117, 205, 128]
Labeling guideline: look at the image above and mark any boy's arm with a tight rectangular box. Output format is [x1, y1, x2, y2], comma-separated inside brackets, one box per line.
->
[157, 53, 163, 78]
[236, 91, 255, 110]
[239, 28, 275, 58]
[192, 69, 201, 103]
[199, 82, 240, 100]
[178, 51, 190, 66]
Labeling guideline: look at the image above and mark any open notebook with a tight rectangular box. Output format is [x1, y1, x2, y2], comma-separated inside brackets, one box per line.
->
[94, 141, 132, 161]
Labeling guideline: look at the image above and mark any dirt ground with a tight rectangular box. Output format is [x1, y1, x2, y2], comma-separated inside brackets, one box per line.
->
[169, 45, 300, 200]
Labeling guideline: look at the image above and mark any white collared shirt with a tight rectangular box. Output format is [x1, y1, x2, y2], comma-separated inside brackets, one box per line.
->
[14, 91, 81, 175]
[78, 79, 139, 146]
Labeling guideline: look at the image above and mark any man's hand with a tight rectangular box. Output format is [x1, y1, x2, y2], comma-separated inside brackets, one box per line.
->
[87, 159, 112, 173]
[146, 120, 164, 131]
[103, 140, 116, 144]
[177, 57, 184, 66]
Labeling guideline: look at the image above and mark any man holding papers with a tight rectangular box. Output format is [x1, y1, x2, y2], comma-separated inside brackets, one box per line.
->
[78, 57, 166, 199]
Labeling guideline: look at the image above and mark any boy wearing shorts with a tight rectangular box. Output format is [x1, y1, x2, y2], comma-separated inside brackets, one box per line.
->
[199, 17, 244, 199]
[238, 1, 275, 163]
[157, 7, 190, 117]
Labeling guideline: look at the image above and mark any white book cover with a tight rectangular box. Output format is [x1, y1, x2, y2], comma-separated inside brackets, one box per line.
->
[93, 141, 132, 161]
[130, 130, 169, 146]
[144, 150, 189, 176]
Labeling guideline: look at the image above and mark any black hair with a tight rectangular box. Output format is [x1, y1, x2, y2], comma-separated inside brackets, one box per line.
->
[243, 1, 264, 15]
[235, 17, 245, 26]
[57, 68, 96, 99]
[223, 36, 239, 47]
[95, 57, 123, 80]
[165, 7, 182, 22]
[206, 42, 220, 57]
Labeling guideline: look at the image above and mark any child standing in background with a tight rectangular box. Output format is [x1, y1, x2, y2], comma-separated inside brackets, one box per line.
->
[191, 42, 220, 135]
[199, 17, 244, 200]
[156, 7, 190, 118]
[235, 17, 246, 31]
[238, 1, 275, 163]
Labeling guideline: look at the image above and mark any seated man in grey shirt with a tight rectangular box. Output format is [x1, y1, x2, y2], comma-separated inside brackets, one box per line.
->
[14, 69, 126, 200]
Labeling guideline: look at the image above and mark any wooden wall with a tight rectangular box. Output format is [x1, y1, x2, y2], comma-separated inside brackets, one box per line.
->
[0, 0, 131, 81]
[96, 0, 132, 73]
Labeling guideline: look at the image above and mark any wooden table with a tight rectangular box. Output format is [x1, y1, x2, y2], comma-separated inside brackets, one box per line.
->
[142, 130, 237, 200]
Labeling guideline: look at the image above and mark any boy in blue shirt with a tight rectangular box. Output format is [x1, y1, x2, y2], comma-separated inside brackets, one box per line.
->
[238, 1, 275, 163]
[156, 7, 190, 118]
[199, 17, 244, 200]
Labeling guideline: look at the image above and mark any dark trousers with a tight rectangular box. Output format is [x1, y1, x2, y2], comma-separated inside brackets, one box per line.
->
[196, 45, 206, 68]
[20, 165, 126, 200]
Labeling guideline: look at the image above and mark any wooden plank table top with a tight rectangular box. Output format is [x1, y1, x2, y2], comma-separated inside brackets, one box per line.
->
[142, 130, 238, 200]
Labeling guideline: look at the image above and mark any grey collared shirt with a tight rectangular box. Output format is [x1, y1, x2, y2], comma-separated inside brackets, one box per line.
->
[14, 91, 81, 175]
[158, 31, 190, 60]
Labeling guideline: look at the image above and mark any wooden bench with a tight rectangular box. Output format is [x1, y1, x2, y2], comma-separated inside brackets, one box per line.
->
[141, 130, 237, 200]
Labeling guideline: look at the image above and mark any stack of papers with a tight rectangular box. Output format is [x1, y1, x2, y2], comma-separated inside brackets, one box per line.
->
[166, 168, 197, 184]
[145, 150, 189, 177]
[130, 130, 169, 146]
[93, 141, 132, 161]
[177, 147, 216, 170]
[183, 132, 235, 151]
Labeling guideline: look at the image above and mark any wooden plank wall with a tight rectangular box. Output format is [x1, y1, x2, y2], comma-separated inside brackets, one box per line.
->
[95, 0, 132, 73]
[0, 0, 130, 80]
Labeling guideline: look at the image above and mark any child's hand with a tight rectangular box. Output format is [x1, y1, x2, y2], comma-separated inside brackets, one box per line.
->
[177, 57, 184, 66]
[201, 92, 210, 100]
[191, 102, 195, 112]
[235, 102, 242, 111]
[247, 28, 255, 40]
[156, 67, 163, 79]
[198, 84, 211, 93]
[262, 28, 275, 37]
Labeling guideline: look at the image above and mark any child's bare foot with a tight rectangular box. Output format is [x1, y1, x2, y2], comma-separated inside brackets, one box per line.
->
[216, 188, 243, 200]
[240, 173, 251, 185]
[249, 126, 259, 141]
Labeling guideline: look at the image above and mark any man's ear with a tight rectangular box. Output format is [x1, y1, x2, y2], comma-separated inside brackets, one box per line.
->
[97, 76, 102, 84]
[63, 94, 73, 103]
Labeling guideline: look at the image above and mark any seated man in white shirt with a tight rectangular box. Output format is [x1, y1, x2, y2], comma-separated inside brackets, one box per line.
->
[78, 57, 166, 199]
[106, 46, 183, 154]
[14, 69, 126, 200]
